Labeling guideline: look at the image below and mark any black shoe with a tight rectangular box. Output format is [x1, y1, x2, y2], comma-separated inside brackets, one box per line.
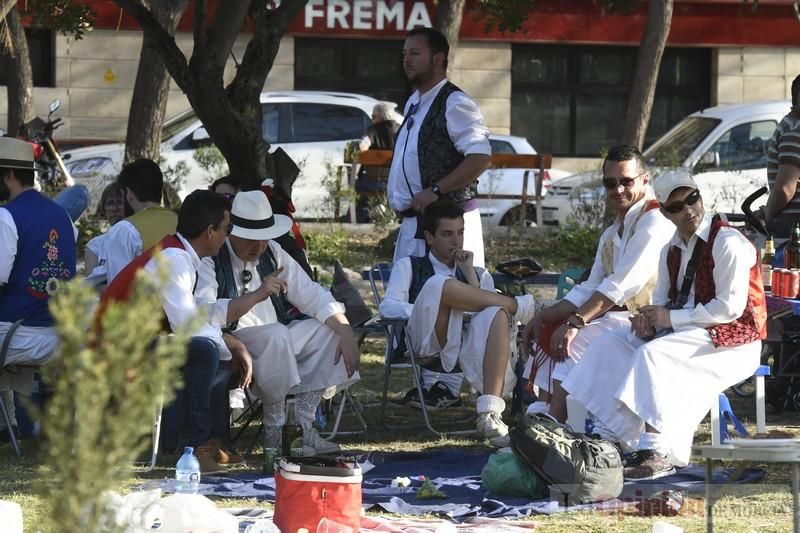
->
[407, 382, 462, 410]
[623, 449, 676, 480]
[390, 387, 420, 406]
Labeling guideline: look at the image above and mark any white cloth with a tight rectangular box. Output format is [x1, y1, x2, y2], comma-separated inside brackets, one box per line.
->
[562, 215, 761, 466]
[387, 77, 490, 269]
[104, 220, 143, 284]
[393, 208, 485, 268]
[84, 233, 109, 285]
[0, 321, 57, 367]
[0, 204, 79, 286]
[194, 238, 356, 403]
[142, 233, 229, 359]
[533, 311, 632, 393]
[380, 253, 514, 395]
[564, 196, 675, 308]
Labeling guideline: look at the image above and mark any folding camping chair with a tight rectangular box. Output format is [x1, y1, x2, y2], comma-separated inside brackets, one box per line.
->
[367, 263, 475, 437]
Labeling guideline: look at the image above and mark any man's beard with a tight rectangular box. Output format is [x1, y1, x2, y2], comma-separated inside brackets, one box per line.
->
[0, 181, 9, 202]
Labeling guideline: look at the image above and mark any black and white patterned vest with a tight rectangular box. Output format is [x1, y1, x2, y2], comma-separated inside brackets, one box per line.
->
[417, 81, 477, 204]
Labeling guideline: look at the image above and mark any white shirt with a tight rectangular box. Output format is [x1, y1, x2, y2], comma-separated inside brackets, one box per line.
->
[84, 233, 110, 286]
[104, 220, 143, 284]
[379, 252, 494, 319]
[195, 239, 345, 330]
[564, 196, 675, 308]
[143, 233, 229, 360]
[651, 215, 756, 329]
[0, 203, 78, 286]
[387, 78, 491, 212]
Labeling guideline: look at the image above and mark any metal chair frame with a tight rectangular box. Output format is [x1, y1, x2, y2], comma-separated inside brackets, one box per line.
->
[367, 263, 475, 437]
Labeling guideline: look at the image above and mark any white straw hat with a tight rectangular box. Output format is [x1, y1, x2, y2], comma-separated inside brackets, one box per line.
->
[0, 137, 44, 171]
[229, 190, 292, 241]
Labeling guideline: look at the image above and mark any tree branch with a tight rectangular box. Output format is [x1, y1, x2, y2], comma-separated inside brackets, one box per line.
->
[0, 0, 15, 22]
[112, 0, 192, 94]
[193, 0, 207, 50]
[205, 0, 250, 72]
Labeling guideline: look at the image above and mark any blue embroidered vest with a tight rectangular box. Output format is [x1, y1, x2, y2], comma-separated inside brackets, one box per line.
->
[408, 255, 483, 303]
[213, 243, 300, 330]
[0, 190, 76, 326]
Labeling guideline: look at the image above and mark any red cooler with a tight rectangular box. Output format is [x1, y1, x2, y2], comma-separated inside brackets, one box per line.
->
[273, 457, 362, 532]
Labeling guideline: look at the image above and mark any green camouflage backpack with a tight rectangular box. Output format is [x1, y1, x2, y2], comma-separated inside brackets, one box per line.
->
[509, 413, 623, 505]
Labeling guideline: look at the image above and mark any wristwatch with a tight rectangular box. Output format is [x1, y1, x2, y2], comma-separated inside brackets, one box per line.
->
[431, 183, 442, 198]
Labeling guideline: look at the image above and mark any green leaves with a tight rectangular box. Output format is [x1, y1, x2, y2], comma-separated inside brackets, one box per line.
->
[23, 1, 96, 40]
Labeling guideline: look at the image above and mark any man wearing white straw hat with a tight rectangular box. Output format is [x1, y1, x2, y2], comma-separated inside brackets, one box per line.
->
[196, 190, 361, 455]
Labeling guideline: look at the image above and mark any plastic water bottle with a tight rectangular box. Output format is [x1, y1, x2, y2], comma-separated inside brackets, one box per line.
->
[175, 446, 201, 494]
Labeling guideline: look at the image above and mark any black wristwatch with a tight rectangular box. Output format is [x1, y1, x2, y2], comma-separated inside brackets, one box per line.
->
[431, 183, 442, 198]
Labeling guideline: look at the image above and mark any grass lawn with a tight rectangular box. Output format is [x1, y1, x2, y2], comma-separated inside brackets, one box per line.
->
[2, 225, 799, 531]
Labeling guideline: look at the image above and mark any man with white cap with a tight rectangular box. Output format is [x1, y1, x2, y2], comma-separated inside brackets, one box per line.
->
[561, 170, 766, 480]
[0, 137, 78, 438]
[196, 190, 361, 455]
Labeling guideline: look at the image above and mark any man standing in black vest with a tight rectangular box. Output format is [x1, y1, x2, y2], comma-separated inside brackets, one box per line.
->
[388, 27, 492, 404]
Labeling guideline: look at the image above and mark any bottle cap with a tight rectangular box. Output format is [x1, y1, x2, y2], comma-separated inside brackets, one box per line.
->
[184, 446, 194, 454]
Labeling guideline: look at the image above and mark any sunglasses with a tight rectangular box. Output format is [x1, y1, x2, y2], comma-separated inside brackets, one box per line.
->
[406, 102, 419, 131]
[661, 189, 701, 214]
[240, 269, 253, 294]
[602, 173, 644, 190]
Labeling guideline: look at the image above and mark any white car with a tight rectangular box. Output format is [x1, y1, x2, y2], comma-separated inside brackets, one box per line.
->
[540, 100, 792, 226]
[477, 134, 571, 227]
[62, 91, 568, 224]
[62, 91, 387, 219]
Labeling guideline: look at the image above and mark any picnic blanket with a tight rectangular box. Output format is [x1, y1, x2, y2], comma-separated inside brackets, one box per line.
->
[142, 449, 766, 520]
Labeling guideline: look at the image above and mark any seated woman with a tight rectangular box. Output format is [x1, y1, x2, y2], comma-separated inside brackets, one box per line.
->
[84, 182, 126, 276]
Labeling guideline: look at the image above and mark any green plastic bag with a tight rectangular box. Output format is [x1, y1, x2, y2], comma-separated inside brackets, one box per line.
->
[481, 451, 547, 499]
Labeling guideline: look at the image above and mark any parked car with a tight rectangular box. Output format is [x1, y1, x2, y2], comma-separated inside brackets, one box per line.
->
[540, 100, 792, 226]
[476, 134, 571, 227]
[61, 91, 387, 217]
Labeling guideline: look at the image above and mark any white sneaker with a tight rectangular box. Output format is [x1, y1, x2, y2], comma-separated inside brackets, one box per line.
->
[525, 400, 550, 416]
[513, 294, 536, 326]
[488, 434, 511, 448]
[302, 427, 341, 455]
[476, 412, 509, 439]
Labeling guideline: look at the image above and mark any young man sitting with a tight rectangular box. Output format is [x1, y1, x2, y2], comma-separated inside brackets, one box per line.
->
[561, 171, 766, 479]
[379, 200, 535, 441]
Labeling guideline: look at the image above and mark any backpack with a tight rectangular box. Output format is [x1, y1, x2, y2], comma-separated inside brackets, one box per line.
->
[509, 413, 623, 505]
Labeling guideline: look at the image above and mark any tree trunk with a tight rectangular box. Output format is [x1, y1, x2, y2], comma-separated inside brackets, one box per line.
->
[124, 0, 188, 164]
[435, 0, 465, 70]
[2, 7, 34, 137]
[621, 0, 674, 149]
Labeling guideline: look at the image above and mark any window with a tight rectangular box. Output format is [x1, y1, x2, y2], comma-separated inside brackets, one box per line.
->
[287, 103, 370, 143]
[0, 29, 54, 87]
[703, 120, 777, 171]
[511, 45, 710, 157]
[490, 139, 516, 154]
[644, 116, 721, 167]
[295, 37, 410, 107]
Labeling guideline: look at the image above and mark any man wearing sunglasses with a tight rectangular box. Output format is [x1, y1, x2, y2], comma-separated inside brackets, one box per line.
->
[196, 190, 361, 456]
[561, 171, 766, 480]
[522, 145, 675, 427]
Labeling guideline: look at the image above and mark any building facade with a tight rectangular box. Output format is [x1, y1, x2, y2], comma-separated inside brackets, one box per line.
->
[2, 0, 799, 170]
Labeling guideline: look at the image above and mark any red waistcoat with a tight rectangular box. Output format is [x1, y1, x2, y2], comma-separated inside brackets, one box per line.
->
[96, 234, 186, 330]
[666, 217, 767, 347]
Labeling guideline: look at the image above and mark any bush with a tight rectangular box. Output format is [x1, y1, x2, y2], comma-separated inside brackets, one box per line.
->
[39, 268, 194, 532]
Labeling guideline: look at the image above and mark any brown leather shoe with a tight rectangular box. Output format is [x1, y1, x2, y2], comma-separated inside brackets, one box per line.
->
[195, 445, 227, 474]
[206, 438, 245, 465]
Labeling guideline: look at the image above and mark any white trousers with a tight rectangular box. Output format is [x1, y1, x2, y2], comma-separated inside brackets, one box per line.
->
[406, 274, 516, 396]
[393, 208, 485, 268]
[532, 312, 631, 393]
[234, 319, 359, 407]
[0, 322, 58, 367]
[562, 325, 760, 466]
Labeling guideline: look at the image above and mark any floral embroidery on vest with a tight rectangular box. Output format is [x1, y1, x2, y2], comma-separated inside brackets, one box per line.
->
[27, 228, 71, 299]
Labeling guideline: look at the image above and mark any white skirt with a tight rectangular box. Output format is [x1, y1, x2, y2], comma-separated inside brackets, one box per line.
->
[406, 274, 516, 396]
[562, 325, 760, 466]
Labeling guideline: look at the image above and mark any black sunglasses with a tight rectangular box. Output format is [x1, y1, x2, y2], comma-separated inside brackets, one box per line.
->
[661, 189, 701, 214]
[242, 269, 252, 285]
[406, 102, 419, 131]
[602, 173, 644, 190]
